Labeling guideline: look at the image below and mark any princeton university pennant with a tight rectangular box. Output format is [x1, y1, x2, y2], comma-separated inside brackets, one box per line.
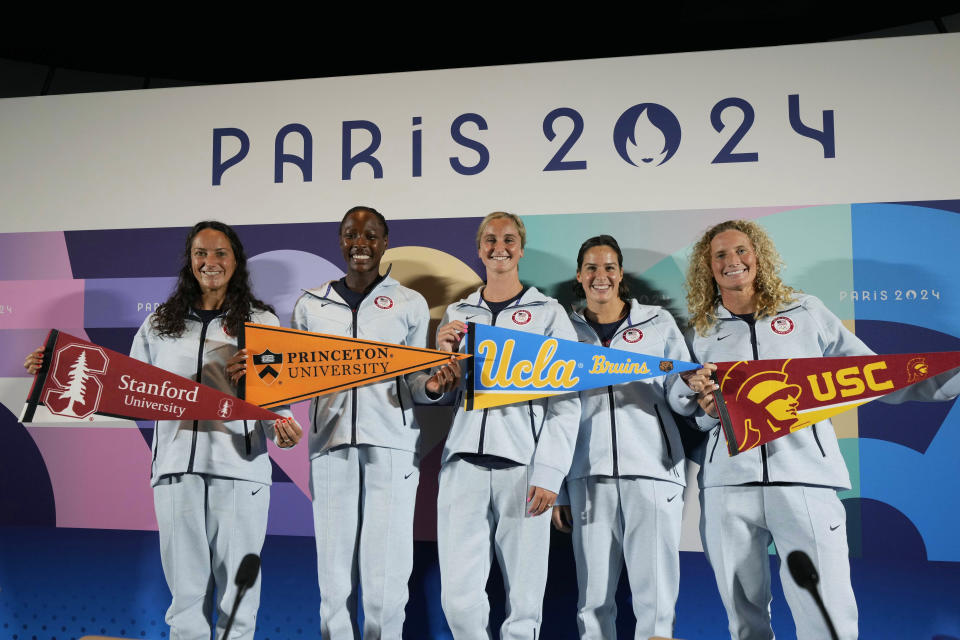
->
[466, 323, 700, 410]
[712, 351, 960, 455]
[21, 330, 280, 423]
[242, 323, 470, 408]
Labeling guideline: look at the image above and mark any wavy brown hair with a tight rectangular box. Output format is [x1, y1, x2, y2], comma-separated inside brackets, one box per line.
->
[152, 221, 274, 338]
[685, 219, 798, 336]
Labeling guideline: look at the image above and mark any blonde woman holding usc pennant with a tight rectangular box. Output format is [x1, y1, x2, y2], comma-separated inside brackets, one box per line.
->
[27, 221, 303, 640]
[551, 234, 698, 639]
[684, 219, 960, 640]
[434, 211, 580, 640]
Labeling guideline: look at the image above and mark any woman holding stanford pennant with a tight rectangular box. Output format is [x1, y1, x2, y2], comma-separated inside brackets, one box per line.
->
[550, 234, 698, 639]
[684, 219, 960, 640]
[434, 211, 580, 640]
[28, 220, 303, 640]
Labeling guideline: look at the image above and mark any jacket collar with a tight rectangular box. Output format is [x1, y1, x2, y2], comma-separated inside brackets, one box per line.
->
[571, 298, 659, 328]
[458, 285, 548, 311]
[302, 267, 398, 306]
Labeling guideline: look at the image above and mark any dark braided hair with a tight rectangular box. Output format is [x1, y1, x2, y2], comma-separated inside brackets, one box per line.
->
[152, 221, 274, 338]
[573, 234, 631, 301]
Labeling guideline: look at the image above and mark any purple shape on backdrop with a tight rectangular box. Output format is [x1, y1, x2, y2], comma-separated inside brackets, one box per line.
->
[894, 200, 960, 216]
[266, 481, 313, 537]
[65, 227, 188, 278]
[83, 277, 177, 328]
[0, 231, 73, 280]
[855, 320, 959, 453]
[85, 327, 141, 358]
[0, 402, 55, 526]
[0, 329, 55, 377]
[248, 250, 343, 325]
[0, 279, 85, 330]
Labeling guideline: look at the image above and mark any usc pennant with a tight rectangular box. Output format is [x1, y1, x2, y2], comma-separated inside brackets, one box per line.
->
[243, 323, 469, 408]
[712, 351, 960, 455]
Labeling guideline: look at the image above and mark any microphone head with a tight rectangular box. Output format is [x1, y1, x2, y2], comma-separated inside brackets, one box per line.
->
[235, 553, 261, 589]
[787, 550, 819, 590]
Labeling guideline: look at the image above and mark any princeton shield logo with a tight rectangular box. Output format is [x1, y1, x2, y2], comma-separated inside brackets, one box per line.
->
[253, 349, 284, 385]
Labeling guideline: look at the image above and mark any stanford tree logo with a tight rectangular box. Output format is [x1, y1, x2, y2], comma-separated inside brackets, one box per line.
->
[43, 343, 109, 419]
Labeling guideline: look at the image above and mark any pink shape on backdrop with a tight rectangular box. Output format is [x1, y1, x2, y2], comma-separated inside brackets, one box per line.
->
[27, 426, 158, 531]
[0, 279, 85, 330]
[265, 401, 313, 497]
[0, 231, 74, 280]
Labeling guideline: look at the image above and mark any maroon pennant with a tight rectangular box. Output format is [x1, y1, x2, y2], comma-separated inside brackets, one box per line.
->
[21, 329, 280, 423]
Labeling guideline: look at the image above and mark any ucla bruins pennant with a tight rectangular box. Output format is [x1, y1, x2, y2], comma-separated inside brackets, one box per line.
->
[465, 323, 699, 410]
[713, 351, 960, 456]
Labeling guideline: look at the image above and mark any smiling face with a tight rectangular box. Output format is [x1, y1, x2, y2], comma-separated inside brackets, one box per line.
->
[478, 217, 524, 276]
[710, 229, 757, 298]
[340, 209, 388, 276]
[577, 245, 622, 305]
[190, 228, 236, 295]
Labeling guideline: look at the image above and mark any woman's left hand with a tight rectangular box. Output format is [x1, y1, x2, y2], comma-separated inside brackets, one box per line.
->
[226, 349, 248, 384]
[274, 416, 303, 448]
[527, 485, 558, 517]
[426, 355, 462, 395]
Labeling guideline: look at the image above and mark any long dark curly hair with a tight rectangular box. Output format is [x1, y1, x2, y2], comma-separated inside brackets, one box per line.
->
[151, 221, 274, 338]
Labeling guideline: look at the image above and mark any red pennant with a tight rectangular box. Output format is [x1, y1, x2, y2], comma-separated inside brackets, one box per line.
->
[21, 330, 280, 423]
[713, 351, 960, 455]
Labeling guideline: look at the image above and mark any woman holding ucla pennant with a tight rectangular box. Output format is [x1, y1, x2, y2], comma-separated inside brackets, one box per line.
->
[548, 235, 697, 639]
[685, 220, 960, 640]
[434, 212, 580, 639]
[24, 221, 303, 640]
[290, 206, 460, 639]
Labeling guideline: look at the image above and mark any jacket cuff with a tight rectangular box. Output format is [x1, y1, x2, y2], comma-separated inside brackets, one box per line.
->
[529, 464, 565, 495]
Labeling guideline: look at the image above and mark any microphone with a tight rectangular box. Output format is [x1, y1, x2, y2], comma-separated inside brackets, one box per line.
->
[222, 554, 261, 638]
[787, 550, 838, 640]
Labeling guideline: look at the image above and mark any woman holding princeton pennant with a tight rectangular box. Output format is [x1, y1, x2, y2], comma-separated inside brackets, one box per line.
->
[683, 219, 960, 640]
[434, 211, 580, 640]
[290, 206, 460, 640]
[26, 221, 303, 640]
[550, 235, 698, 639]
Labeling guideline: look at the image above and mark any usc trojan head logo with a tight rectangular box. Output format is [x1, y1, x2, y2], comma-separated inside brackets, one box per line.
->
[906, 357, 929, 383]
[253, 349, 284, 386]
[43, 343, 109, 419]
[721, 361, 810, 452]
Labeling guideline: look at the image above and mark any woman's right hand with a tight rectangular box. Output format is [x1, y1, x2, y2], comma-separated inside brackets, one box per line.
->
[551, 505, 573, 533]
[436, 321, 467, 353]
[23, 347, 44, 375]
[686, 362, 720, 418]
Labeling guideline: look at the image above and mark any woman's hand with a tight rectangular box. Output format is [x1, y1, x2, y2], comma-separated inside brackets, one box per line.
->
[527, 485, 558, 517]
[436, 321, 467, 353]
[226, 349, 248, 384]
[426, 356, 462, 395]
[551, 505, 573, 533]
[23, 347, 44, 375]
[274, 416, 303, 448]
[686, 362, 720, 418]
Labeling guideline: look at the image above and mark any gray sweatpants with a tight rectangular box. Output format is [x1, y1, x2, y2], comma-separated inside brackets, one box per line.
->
[567, 476, 684, 640]
[153, 473, 270, 640]
[437, 457, 552, 640]
[310, 445, 420, 640]
[701, 484, 858, 640]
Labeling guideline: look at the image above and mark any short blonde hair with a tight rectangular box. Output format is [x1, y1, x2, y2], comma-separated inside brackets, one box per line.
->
[685, 219, 799, 336]
[476, 211, 526, 249]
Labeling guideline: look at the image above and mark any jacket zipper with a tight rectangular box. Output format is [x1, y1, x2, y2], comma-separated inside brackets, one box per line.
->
[478, 409, 489, 454]
[243, 421, 251, 455]
[607, 386, 619, 477]
[396, 376, 407, 426]
[709, 429, 721, 463]
[528, 401, 538, 444]
[187, 314, 215, 473]
[351, 306, 359, 445]
[744, 318, 770, 483]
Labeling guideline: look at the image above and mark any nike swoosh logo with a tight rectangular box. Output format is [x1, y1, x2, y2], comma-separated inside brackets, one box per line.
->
[404, 471, 415, 479]
[829, 524, 841, 531]
[465, 315, 479, 320]
[251, 487, 263, 496]
[717, 334, 732, 341]
[667, 494, 679, 503]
